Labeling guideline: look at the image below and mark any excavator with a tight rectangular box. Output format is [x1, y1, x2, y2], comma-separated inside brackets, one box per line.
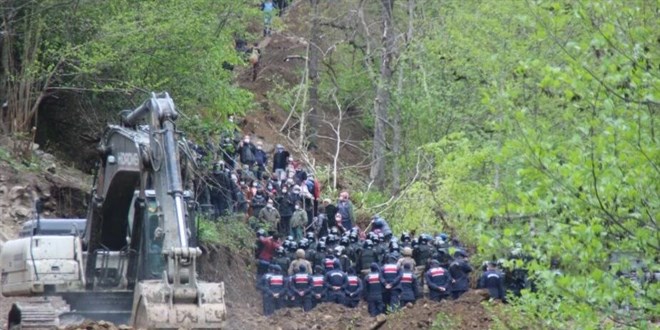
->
[0, 93, 226, 329]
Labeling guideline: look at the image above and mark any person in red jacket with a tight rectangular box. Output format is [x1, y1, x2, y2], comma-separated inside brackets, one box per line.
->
[258, 233, 282, 275]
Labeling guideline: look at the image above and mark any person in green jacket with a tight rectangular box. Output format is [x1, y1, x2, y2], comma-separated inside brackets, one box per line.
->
[290, 201, 307, 241]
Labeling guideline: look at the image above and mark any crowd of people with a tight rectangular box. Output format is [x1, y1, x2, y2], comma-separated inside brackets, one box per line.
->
[191, 124, 523, 317]
[255, 227, 516, 316]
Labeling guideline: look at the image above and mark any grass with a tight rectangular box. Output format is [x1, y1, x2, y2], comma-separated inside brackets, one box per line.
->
[197, 215, 256, 254]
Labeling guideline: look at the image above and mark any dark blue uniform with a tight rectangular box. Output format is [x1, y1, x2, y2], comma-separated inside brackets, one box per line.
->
[363, 263, 386, 316]
[325, 261, 348, 304]
[381, 257, 402, 311]
[262, 266, 287, 316]
[479, 269, 506, 301]
[344, 273, 363, 308]
[310, 268, 327, 307]
[425, 261, 451, 301]
[399, 265, 419, 305]
[449, 257, 472, 299]
[289, 266, 313, 311]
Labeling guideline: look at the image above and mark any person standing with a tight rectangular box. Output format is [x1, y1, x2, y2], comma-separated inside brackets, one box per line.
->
[259, 199, 281, 232]
[290, 201, 307, 240]
[344, 267, 363, 308]
[254, 141, 268, 180]
[289, 265, 313, 311]
[272, 144, 290, 181]
[258, 233, 282, 276]
[364, 263, 386, 317]
[479, 261, 506, 301]
[425, 259, 451, 301]
[262, 264, 287, 316]
[261, 0, 275, 36]
[336, 191, 355, 231]
[449, 251, 473, 299]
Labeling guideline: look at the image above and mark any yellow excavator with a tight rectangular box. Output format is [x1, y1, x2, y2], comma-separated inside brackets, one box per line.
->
[0, 93, 226, 329]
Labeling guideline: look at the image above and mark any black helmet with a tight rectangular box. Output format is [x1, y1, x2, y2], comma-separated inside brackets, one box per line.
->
[282, 240, 291, 250]
[317, 241, 326, 251]
[389, 241, 400, 252]
[276, 246, 285, 256]
[298, 238, 309, 249]
[367, 232, 378, 241]
[286, 235, 294, 242]
[256, 229, 267, 237]
[349, 230, 359, 243]
[327, 234, 338, 244]
[340, 236, 350, 246]
[400, 232, 411, 243]
[288, 241, 298, 252]
[377, 232, 385, 242]
[330, 227, 340, 236]
[363, 239, 374, 249]
[334, 245, 345, 257]
[306, 231, 316, 240]
[419, 234, 432, 244]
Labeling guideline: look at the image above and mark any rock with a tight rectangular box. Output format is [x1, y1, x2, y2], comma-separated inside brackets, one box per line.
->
[13, 206, 30, 218]
[8, 186, 26, 201]
[32, 143, 40, 151]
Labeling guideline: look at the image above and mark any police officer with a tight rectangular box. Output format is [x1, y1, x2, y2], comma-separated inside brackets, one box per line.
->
[363, 263, 386, 316]
[313, 240, 327, 270]
[335, 245, 352, 272]
[381, 254, 402, 312]
[425, 259, 451, 301]
[272, 246, 291, 276]
[262, 264, 287, 316]
[325, 260, 348, 305]
[449, 251, 472, 299]
[310, 265, 327, 308]
[358, 240, 379, 277]
[289, 265, 313, 311]
[479, 261, 506, 301]
[344, 267, 363, 308]
[399, 263, 420, 306]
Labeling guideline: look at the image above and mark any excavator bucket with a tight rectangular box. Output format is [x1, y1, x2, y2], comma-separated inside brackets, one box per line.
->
[130, 247, 226, 329]
[131, 280, 226, 329]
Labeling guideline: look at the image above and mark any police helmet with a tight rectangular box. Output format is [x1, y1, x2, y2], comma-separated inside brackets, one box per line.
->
[306, 231, 316, 240]
[256, 229, 267, 238]
[340, 236, 350, 246]
[298, 238, 309, 249]
[334, 245, 345, 257]
[276, 246, 286, 256]
[364, 239, 374, 249]
[330, 227, 340, 236]
[400, 232, 412, 243]
[390, 242, 400, 252]
[349, 230, 359, 243]
[288, 241, 298, 252]
[377, 232, 385, 242]
[286, 235, 294, 242]
[317, 241, 326, 251]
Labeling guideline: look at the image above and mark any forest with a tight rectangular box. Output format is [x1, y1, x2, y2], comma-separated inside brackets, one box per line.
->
[1, 0, 658, 328]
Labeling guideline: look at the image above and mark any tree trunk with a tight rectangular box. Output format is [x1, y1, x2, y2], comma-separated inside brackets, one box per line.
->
[307, 0, 321, 151]
[370, 0, 396, 190]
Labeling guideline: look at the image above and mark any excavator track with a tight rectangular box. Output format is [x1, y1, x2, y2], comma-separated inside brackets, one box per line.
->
[8, 296, 69, 330]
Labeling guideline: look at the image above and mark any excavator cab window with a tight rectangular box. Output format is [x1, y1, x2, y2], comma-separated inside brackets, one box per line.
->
[143, 203, 165, 279]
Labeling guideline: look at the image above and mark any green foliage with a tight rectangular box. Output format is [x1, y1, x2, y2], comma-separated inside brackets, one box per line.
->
[2, 0, 258, 138]
[431, 311, 458, 329]
[353, 0, 658, 327]
[197, 216, 255, 254]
